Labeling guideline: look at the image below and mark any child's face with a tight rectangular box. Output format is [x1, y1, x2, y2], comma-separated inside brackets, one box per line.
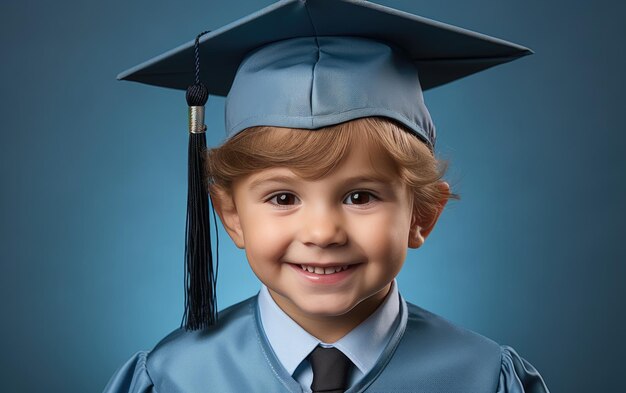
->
[215, 140, 424, 321]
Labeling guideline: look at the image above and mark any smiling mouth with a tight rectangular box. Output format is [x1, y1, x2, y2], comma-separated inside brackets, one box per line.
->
[297, 264, 353, 275]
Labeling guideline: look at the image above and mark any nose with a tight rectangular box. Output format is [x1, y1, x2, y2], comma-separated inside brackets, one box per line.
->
[298, 205, 348, 248]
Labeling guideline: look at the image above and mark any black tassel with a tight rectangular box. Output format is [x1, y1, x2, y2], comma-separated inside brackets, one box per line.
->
[181, 82, 217, 330]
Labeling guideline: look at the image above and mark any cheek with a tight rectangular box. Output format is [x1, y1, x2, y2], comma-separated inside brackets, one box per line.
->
[241, 215, 291, 267]
[353, 211, 411, 262]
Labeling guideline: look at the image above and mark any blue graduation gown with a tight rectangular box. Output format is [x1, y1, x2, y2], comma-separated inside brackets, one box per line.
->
[103, 294, 549, 392]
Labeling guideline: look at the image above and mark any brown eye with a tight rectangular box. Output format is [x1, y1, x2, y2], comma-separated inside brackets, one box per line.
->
[270, 193, 298, 206]
[344, 192, 373, 205]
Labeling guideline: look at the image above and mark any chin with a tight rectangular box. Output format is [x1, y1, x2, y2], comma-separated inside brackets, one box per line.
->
[293, 295, 359, 317]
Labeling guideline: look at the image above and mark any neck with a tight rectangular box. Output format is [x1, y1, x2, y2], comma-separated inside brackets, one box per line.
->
[268, 283, 392, 343]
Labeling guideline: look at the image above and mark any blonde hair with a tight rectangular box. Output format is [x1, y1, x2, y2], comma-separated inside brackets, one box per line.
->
[205, 117, 456, 223]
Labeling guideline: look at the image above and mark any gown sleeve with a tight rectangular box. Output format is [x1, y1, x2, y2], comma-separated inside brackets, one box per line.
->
[496, 345, 550, 393]
[102, 351, 155, 393]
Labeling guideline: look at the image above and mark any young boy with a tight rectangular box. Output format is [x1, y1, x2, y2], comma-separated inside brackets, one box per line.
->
[105, 1, 550, 392]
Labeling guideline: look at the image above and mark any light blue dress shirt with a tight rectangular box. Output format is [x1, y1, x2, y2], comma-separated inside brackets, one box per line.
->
[257, 280, 401, 393]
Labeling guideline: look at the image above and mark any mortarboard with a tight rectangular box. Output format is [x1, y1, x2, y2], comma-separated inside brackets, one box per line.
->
[117, 0, 532, 330]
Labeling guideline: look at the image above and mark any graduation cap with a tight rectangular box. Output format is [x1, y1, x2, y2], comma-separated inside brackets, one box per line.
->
[117, 0, 532, 331]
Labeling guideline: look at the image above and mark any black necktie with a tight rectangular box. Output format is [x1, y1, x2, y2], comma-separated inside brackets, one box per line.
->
[308, 346, 354, 393]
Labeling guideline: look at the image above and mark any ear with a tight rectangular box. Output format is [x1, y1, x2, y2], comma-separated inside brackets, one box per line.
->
[408, 182, 450, 249]
[209, 185, 245, 249]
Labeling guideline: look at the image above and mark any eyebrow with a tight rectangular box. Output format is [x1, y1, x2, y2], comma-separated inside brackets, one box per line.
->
[248, 175, 299, 191]
[247, 173, 395, 191]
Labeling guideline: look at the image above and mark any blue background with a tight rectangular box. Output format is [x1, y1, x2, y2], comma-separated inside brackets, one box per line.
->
[1, 0, 624, 391]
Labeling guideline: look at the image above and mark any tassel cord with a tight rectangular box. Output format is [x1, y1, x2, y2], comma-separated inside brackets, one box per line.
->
[182, 133, 217, 330]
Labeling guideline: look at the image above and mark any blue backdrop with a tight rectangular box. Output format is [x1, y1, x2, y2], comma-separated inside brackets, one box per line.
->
[1, 0, 624, 391]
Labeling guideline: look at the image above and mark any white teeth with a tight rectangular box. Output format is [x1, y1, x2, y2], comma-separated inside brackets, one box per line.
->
[299, 264, 351, 274]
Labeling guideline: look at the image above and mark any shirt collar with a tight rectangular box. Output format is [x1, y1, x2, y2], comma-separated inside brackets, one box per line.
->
[257, 280, 400, 376]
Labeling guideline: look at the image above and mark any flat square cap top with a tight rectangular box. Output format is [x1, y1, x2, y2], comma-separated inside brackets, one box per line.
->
[118, 0, 531, 95]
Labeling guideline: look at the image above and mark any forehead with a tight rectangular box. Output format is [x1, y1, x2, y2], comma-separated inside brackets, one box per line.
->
[241, 139, 401, 189]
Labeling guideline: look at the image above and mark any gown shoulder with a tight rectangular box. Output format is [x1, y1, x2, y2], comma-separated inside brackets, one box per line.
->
[403, 301, 550, 393]
[102, 296, 257, 393]
[102, 351, 154, 393]
[497, 345, 550, 393]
